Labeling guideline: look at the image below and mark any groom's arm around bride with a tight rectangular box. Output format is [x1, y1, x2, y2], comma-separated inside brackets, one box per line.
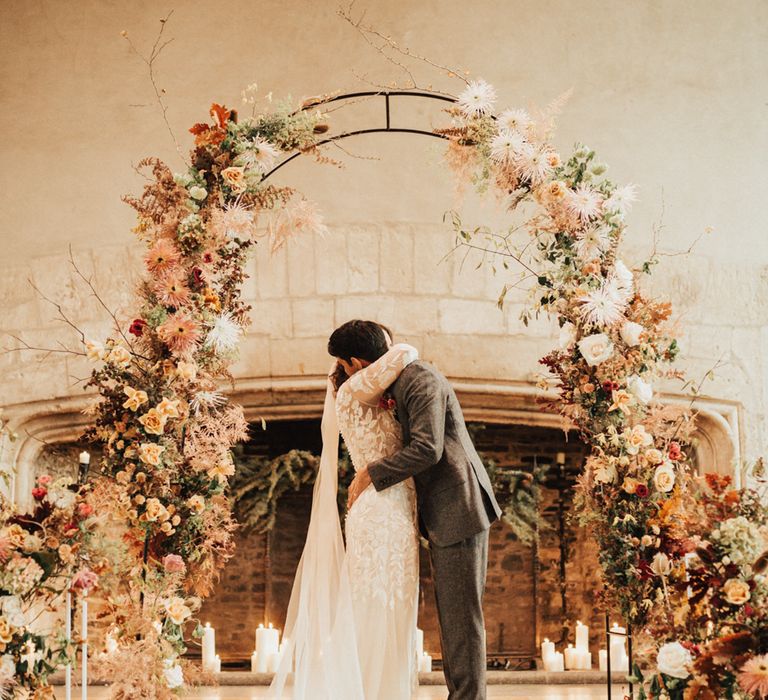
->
[351, 356, 502, 700]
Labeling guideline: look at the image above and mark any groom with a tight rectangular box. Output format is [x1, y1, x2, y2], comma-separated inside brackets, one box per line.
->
[336, 320, 502, 700]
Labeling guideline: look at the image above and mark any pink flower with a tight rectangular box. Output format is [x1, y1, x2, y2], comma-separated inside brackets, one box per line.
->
[0, 536, 12, 562]
[71, 568, 99, 592]
[668, 442, 682, 461]
[78, 502, 94, 518]
[158, 313, 201, 356]
[32, 487, 47, 501]
[145, 239, 181, 274]
[738, 653, 768, 697]
[37, 475, 53, 486]
[162, 554, 186, 573]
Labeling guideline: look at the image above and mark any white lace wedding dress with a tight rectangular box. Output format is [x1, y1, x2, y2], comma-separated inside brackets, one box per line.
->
[269, 344, 420, 700]
[337, 344, 420, 699]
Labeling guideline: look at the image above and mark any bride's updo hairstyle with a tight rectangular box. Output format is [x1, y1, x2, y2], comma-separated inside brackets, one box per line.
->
[328, 320, 393, 390]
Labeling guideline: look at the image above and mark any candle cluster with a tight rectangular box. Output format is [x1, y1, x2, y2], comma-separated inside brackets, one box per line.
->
[251, 623, 285, 674]
[540, 620, 592, 672]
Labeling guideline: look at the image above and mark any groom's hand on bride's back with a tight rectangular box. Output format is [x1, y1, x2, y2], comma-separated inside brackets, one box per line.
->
[347, 467, 372, 509]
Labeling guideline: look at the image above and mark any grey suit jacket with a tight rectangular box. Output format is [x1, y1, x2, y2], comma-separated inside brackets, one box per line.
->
[367, 360, 502, 546]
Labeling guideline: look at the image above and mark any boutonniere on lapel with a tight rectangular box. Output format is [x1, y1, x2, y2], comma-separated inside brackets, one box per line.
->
[379, 393, 397, 415]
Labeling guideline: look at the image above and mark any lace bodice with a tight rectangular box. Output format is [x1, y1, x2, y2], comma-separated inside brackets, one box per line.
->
[336, 344, 420, 612]
[335, 344, 418, 472]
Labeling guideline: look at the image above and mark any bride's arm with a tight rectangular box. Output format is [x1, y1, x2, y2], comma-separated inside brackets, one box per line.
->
[345, 343, 418, 406]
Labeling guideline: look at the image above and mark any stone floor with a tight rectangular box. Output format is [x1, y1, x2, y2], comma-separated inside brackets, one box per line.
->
[55, 685, 628, 699]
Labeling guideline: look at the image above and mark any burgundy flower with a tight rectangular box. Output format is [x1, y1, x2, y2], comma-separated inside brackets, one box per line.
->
[32, 487, 48, 501]
[602, 380, 620, 393]
[379, 396, 396, 411]
[635, 484, 649, 498]
[191, 267, 204, 288]
[71, 568, 99, 592]
[129, 318, 147, 337]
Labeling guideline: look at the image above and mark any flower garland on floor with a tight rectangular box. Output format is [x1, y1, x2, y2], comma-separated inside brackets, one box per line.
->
[440, 79, 768, 699]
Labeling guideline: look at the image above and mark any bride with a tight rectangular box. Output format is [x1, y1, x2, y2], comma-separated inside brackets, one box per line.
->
[270, 321, 421, 700]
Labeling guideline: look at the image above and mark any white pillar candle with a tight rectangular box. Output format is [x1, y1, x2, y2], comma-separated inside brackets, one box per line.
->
[213, 655, 221, 673]
[250, 651, 259, 673]
[79, 451, 91, 464]
[267, 652, 281, 673]
[598, 648, 608, 671]
[201, 623, 216, 672]
[541, 637, 555, 662]
[609, 623, 626, 668]
[554, 651, 565, 672]
[255, 623, 280, 658]
[576, 649, 591, 670]
[419, 652, 432, 673]
[575, 620, 589, 651]
[415, 628, 424, 658]
[564, 643, 578, 670]
[81, 593, 88, 700]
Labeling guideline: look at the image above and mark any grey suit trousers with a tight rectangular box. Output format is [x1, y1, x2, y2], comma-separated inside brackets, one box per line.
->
[429, 528, 489, 700]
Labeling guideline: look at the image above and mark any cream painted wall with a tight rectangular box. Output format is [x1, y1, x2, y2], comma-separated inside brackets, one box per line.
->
[1, 0, 767, 494]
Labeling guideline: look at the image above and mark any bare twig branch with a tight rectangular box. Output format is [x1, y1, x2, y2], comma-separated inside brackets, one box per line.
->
[121, 11, 187, 164]
[338, 1, 468, 90]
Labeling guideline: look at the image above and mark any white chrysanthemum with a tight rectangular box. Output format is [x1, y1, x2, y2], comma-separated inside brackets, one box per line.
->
[574, 225, 612, 261]
[515, 143, 554, 186]
[579, 279, 626, 327]
[567, 185, 603, 221]
[236, 137, 280, 173]
[498, 108, 532, 133]
[211, 203, 257, 240]
[205, 313, 243, 354]
[603, 184, 637, 219]
[489, 129, 525, 163]
[457, 79, 497, 117]
[190, 391, 228, 415]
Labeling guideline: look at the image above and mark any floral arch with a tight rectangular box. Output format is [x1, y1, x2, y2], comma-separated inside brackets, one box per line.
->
[1, 77, 766, 700]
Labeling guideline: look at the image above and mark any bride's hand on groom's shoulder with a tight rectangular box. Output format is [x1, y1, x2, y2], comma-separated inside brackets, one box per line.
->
[347, 467, 372, 510]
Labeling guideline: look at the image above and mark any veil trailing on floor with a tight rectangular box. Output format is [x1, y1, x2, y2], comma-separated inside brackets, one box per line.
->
[268, 378, 365, 700]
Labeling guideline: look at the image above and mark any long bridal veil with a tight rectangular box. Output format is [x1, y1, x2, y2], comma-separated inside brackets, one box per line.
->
[268, 379, 365, 700]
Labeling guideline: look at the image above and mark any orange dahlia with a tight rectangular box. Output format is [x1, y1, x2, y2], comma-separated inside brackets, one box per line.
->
[145, 239, 181, 274]
[738, 654, 768, 698]
[158, 313, 201, 355]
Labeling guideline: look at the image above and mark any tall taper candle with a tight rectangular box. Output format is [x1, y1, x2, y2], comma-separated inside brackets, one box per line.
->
[65, 590, 72, 700]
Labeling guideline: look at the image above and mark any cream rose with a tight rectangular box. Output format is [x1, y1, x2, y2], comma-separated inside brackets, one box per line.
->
[85, 340, 104, 362]
[175, 361, 198, 381]
[656, 641, 692, 679]
[164, 661, 184, 689]
[723, 578, 750, 605]
[627, 375, 653, 404]
[139, 442, 164, 467]
[188, 185, 208, 201]
[0, 653, 15, 679]
[221, 166, 246, 193]
[164, 597, 192, 626]
[623, 425, 653, 455]
[0, 617, 13, 648]
[645, 448, 664, 465]
[577, 333, 614, 366]
[106, 344, 131, 368]
[620, 321, 644, 347]
[4, 525, 26, 549]
[654, 462, 676, 493]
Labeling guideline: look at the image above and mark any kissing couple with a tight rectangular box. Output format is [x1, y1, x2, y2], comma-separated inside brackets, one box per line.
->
[270, 320, 501, 700]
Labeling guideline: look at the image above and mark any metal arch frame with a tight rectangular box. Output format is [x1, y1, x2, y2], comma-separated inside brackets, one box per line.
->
[260, 90, 458, 182]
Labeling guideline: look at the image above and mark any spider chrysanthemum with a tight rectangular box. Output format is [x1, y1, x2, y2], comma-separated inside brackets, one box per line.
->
[457, 79, 497, 117]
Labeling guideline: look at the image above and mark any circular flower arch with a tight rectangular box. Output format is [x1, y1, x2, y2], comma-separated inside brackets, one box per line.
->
[2, 81, 766, 699]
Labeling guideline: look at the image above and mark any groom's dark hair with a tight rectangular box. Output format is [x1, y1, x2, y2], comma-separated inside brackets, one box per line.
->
[328, 320, 393, 363]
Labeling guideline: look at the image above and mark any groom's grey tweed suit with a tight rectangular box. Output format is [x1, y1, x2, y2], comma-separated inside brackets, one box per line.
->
[367, 360, 501, 700]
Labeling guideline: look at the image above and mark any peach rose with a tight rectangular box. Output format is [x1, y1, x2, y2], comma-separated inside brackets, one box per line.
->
[144, 498, 168, 522]
[0, 617, 13, 650]
[221, 166, 246, 193]
[623, 425, 653, 455]
[156, 398, 182, 419]
[187, 495, 205, 514]
[139, 442, 164, 467]
[723, 578, 750, 606]
[139, 409, 167, 436]
[123, 386, 148, 412]
[164, 596, 192, 625]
